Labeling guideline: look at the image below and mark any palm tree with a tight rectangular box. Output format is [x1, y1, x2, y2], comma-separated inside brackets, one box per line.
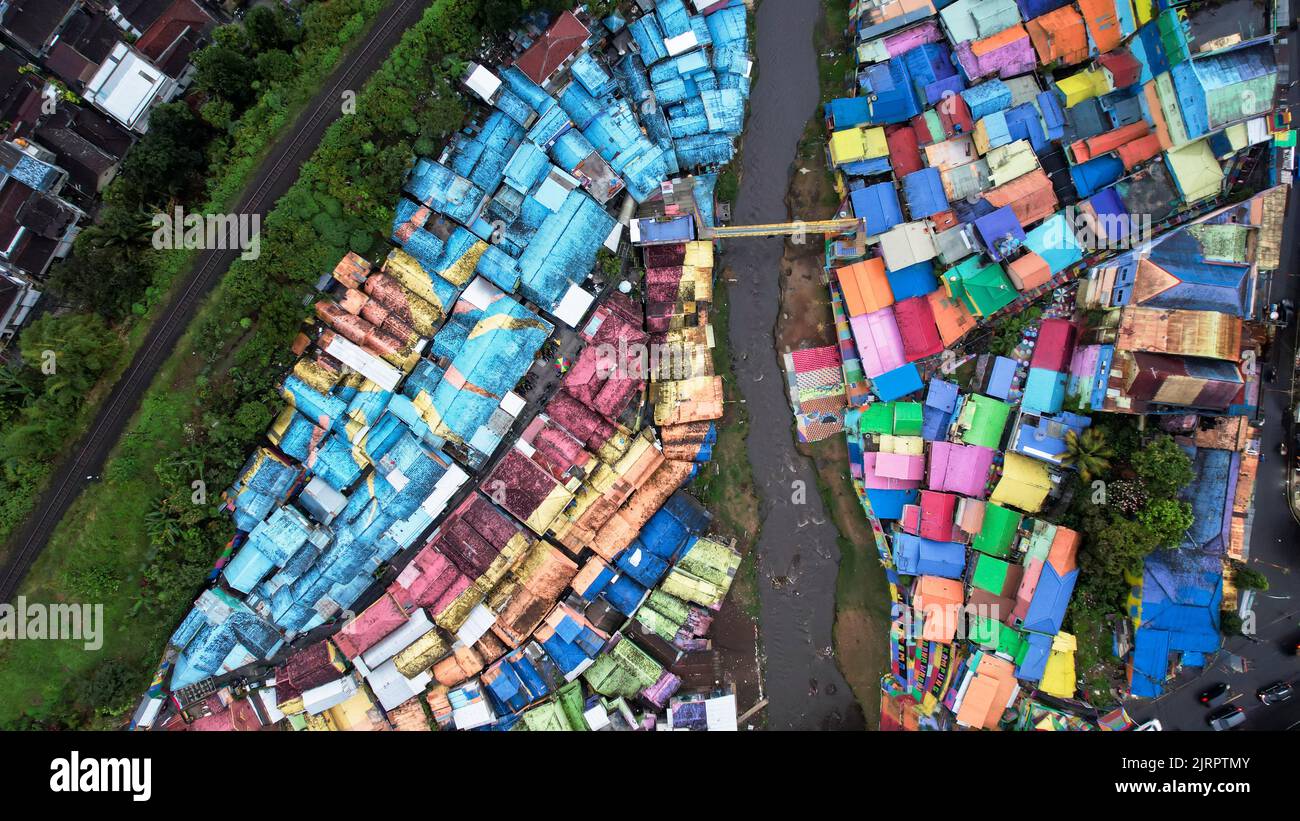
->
[1064, 427, 1114, 482]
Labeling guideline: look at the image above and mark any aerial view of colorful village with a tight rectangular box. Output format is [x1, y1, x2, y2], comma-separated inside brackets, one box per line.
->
[1, 0, 1294, 736]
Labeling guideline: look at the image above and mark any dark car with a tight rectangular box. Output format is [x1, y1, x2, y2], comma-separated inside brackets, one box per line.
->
[1199, 682, 1231, 708]
[1207, 704, 1247, 731]
[1258, 681, 1295, 705]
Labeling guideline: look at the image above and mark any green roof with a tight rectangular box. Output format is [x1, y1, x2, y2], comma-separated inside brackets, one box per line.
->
[963, 262, 1016, 316]
[861, 401, 896, 435]
[971, 615, 1026, 658]
[972, 503, 1022, 557]
[972, 553, 1012, 594]
[942, 257, 1015, 316]
[959, 393, 1012, 448]
[522, 700, 574, 731]
[893, 401, 924, 436]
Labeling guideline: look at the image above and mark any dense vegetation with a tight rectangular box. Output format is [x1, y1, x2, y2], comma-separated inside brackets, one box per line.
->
[0, 0, 389, 552]
[0, 0, 582, 731]
[1060, 422, 1197, 699]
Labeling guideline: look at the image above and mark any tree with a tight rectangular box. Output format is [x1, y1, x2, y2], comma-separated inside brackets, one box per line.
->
[1231, 562, 1270, 591]
[245, 6, 301, 54]
[194, 44, 259, 108]
[1064, 426, 1114, 482]
[1132, 434, 1194, 498]
[112, 102, 210, 207]
[1137, 498, 1194, 548]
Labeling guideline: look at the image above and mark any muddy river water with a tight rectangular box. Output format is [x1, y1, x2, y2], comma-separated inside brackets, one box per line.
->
[724, 0, 864, 730]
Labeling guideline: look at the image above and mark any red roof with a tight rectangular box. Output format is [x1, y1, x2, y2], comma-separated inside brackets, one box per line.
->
[919, 491, 959, 541]
[135, 0, 215, 65]
[790, 344, 842, 372]
[514, 10, 590, 86]
[894, 296, 944, 362]
[1098, 48, 1141, 90]
[1030, 318, 1077, 372]
[886, 125, 924, 176]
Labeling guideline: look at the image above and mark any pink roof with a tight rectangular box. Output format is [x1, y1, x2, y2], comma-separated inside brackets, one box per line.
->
[546, 391, 617, 449]
[876, 452, 926, 481]
[333, 594, 408, 659]
[863, 452, 923, 490]
[919, 490, 959, 541]
[928, 442, 996, 498]
[1011, 557, 1044, 624]
[849, 306, 906, 378]
[1031, 318, 1077, 372]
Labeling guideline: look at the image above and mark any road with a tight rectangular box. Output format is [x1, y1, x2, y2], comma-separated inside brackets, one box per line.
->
[0, 0, 433, 605]
[1126, 30, 1300, 730]
[724, 0, 863, 730]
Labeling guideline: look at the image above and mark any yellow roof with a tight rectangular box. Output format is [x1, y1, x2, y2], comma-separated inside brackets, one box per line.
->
[985, 140, 1039, 187]
[880, 434, 925, 455]
[990, 452, 1052, 513]
[1165, 139, 1224, 204]
[829, 126, 888, 165]
[1055, 69, 1108, 108]
[1039, 631, 1078, 698]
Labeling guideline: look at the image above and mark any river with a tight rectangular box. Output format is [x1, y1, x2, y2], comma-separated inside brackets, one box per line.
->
[724, 0, 864, 730]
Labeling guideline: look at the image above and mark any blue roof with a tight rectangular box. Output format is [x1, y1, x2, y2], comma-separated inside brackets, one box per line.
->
[961, 78, 1012, 122]
[922, 378, 959, 440]
[893, 533, 967, 578]
[974, 206, 1025, 261]
[886, 260, 939, 299]
[985, 356, 1018, 400]
[1179, 447, 1234, 554]
[826, 96, 873, 129]
[1023, 213, 1084, 274]
[858, 58, 922, 124]
[1069, 155, 1125, 199]
[874, 363, 924, 401]
[1022, 563, 1078, 635]
[866, 488, 918, 520]
[1022, 367, 1067, 414]
[1015, 631, 1054, 682]
[571, 52, 616, 97]
[851, 182, 904, 235]
[902, 167, 949, 219]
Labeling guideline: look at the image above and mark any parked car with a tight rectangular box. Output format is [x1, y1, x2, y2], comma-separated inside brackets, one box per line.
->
[1258, 681, 1295, 705]
[1199, 682, 1231, 708]
[1207, 704, 1247, 731]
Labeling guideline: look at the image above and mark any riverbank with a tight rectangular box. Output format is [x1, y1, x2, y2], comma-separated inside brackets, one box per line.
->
[772, 0, 889, 727]
[725, 0, 862, 730]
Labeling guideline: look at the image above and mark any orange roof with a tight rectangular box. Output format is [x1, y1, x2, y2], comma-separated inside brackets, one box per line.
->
[914, 576, 965, 643]
[1078, 0, 1122, 54]
[1007, 251, 1052, 291]
[1142, 81, 1173, 150]
[927, 287, 977, 345]
[836, 258, 894, 316]
[971, 23, 1028, 57]
[1026, 6, 1088, 66]
[957, 654, 1018, 729]
[983, 169, 1058, 228]
[1047, 526, 1081, 574]
[1070, 121, 1150, 162]
[1116, 133, 1163, 169]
